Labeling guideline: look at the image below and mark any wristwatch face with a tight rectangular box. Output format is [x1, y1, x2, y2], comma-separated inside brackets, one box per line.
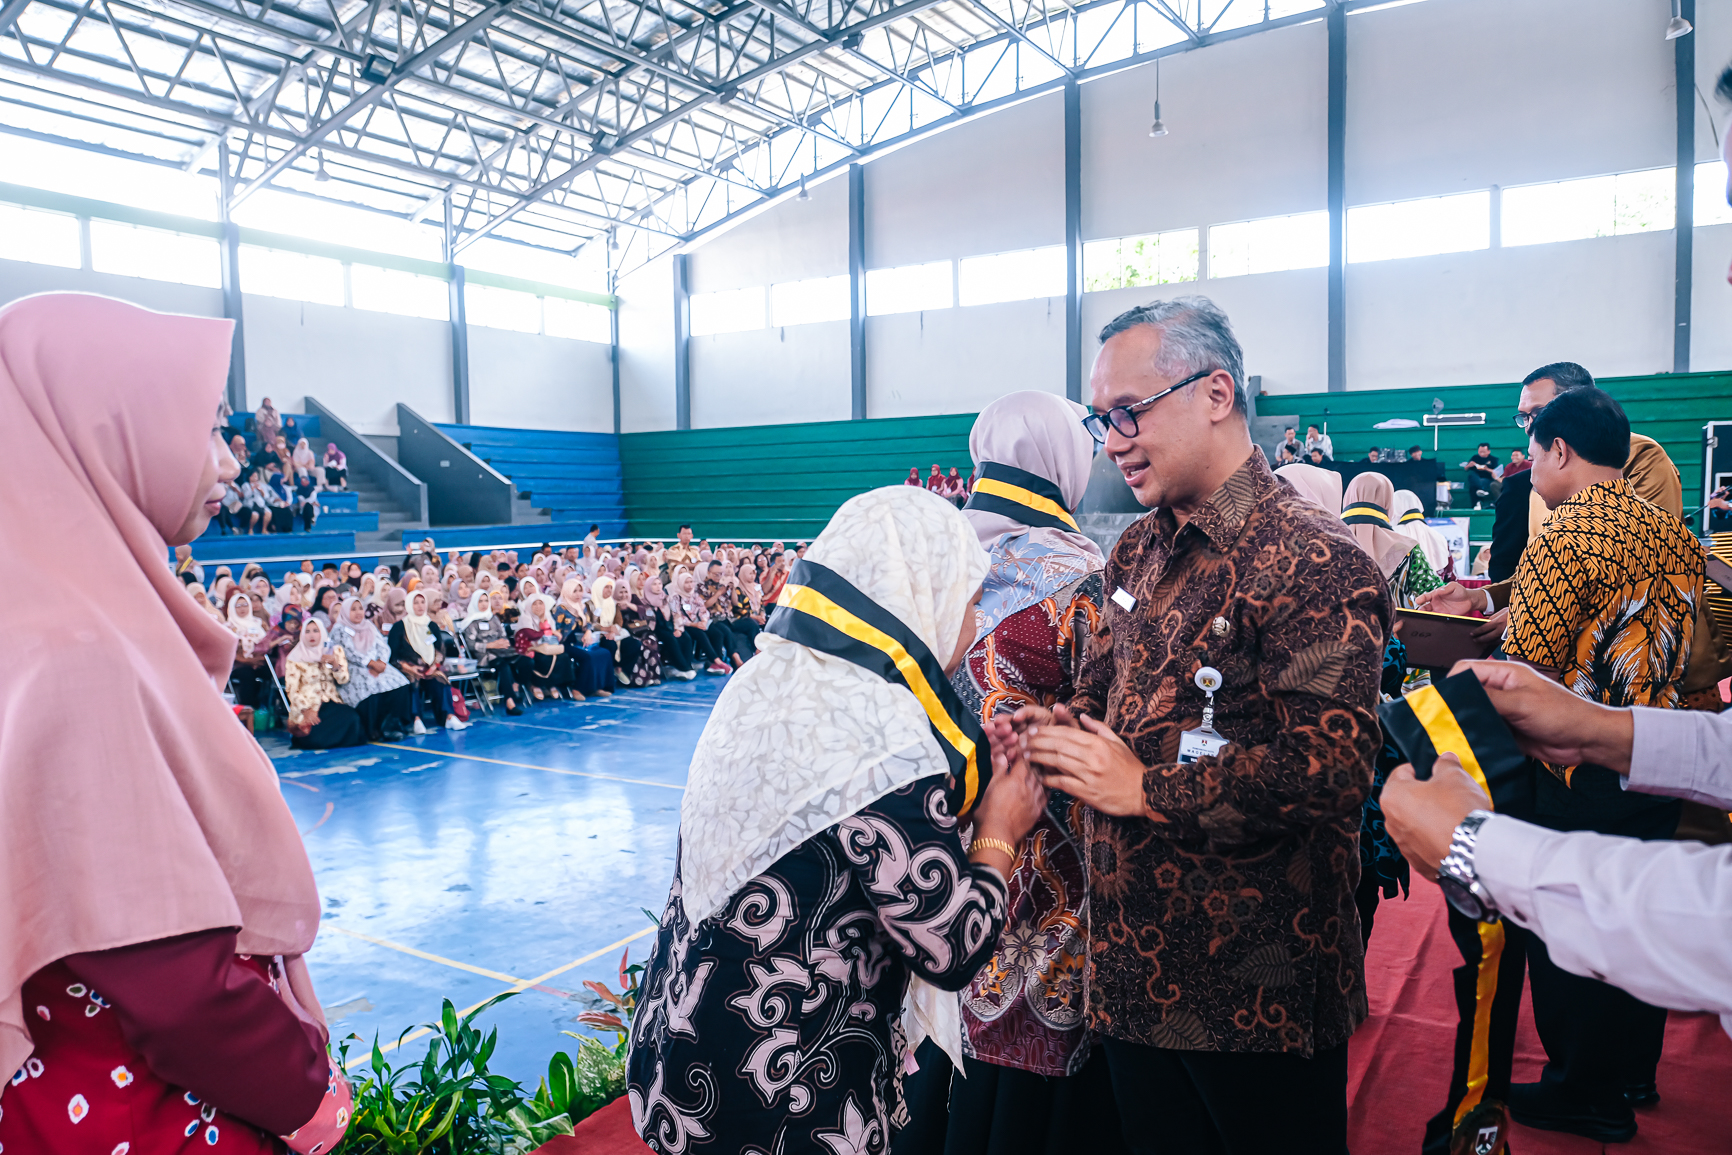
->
[1438, 875, 1488, 922]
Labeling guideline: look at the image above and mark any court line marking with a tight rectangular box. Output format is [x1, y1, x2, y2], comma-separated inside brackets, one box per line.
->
[326, 925, 524, 985]
[300, 801, 335, 835]
[369, 742, 685, 790]
[341, 925, 658, 1068]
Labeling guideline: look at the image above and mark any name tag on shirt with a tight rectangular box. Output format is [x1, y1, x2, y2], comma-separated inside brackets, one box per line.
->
[1177, 727, 1229, 764]
[1111, 587, 1136, 611]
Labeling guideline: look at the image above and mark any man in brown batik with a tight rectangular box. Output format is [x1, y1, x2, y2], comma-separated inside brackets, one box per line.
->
[1010, 297, 1389, 1155]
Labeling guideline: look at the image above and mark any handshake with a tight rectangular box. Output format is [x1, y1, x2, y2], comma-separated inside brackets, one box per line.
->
[966, 704, 1153, 873]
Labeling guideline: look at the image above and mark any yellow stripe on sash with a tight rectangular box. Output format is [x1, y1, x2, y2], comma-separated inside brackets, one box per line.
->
[778, 582, 983, 812]
[971, 477, 1080, 531]
[1456, 920, 1507, 1123]
[1405, 686, 1492, 796]
[1342, 504, 1391, 524]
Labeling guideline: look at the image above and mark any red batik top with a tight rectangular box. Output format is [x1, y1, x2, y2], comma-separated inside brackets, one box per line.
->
[0, 930, 330, 1154]
[952, 572, 1102, 1077]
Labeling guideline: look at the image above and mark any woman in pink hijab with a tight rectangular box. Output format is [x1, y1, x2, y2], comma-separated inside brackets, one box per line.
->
[0, 295, 348, 1153]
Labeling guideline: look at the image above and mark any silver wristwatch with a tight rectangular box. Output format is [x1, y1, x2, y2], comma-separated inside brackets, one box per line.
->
[1436, 810, 1499, 922]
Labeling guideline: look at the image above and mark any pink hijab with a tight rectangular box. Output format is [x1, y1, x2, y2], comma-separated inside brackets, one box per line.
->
[0, 293, 325, 1079]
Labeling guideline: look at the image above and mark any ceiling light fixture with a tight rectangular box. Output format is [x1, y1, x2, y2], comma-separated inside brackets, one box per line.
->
[796, 174, 810, 201]
[314, 151, 331, 181]
[1149, 58, 1168, 138]
[608, 227, 620, 251]
[1666, 0, 1691, 38]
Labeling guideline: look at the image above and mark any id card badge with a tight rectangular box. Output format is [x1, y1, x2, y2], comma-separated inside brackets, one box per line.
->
[1177, 726, 1228, 764]
[1178, 666, 1228, 765]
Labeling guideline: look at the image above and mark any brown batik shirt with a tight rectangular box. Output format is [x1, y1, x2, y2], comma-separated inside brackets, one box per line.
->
[1070, 449, 1389, 1057]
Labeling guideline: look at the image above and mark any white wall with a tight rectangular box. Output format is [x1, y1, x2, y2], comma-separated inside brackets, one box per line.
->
[617, 254, 677, 432]
[468, 325, 615, 432]
[626, 0, 1729, 428]
[0, 260, 613, 434]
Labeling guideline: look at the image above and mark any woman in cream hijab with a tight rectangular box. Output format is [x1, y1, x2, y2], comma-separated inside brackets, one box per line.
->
[0, 294, 348, 1153]
[627, 486, 1044, 1155]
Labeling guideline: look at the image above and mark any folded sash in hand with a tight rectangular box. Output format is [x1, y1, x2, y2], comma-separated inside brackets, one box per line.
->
[765, 559, 989, 820]
[1378, 669, 1533, 819]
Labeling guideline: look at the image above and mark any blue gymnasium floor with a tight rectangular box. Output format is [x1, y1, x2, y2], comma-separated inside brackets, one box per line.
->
[264, 677, 727, 1088]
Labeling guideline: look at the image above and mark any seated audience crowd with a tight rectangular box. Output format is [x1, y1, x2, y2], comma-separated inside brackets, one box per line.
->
[214, 397, 350, 536]
[184, 536, 809, 749]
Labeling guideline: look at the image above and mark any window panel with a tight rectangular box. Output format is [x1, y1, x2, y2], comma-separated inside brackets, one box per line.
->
[0, 203, 80, 268]
[958, 245, 1066, 306]
[1502, 168, 1674, 247]
[239, 246, 344, 306]
[690, 286, 767, 336]
[1207, 211, 1329, 278]
[1082, 228, 1199, 292]
[1694, 161, 1732, 228]
[770, 275, 850, 326]
[544, 297, 612, 343]
[466, 283, 542, 333]
[88, 220, 220, 287]
[865, 260, 953, 315]
[351, 264, 449, 321]
[1346, 190, 1489, 263]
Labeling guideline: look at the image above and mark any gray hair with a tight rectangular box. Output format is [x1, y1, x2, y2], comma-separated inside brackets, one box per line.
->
[1098, 295, 1247, 416]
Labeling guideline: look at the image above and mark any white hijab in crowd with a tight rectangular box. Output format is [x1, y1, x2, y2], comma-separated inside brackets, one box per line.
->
[460, 589, 494, 629]
[225, 592, 265, 656]
[402, 592, 437, 665]
[678, 486, 988, 1066]
[1392, 488, 1451, 573]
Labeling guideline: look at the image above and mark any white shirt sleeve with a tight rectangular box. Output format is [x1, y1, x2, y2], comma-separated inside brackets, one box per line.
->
[1473, 814, 1732, 1040]
[1627, 707, 1732, 809]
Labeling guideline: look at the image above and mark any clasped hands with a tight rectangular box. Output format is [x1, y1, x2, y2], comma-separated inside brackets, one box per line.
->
[980, 704, 1151, 820]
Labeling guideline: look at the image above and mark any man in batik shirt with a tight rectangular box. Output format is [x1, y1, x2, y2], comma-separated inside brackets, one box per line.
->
[1012, 298, 1388, 1154]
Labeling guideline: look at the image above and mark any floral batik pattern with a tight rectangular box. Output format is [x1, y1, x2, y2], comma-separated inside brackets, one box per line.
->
[627, 777, 1007, 1155]
[952, 571, 1103, 1077]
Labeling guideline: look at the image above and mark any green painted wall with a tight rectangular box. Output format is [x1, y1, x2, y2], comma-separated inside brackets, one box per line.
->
[619, 371, 1731, 543]
[620, 414, 976, 540]
[1262, 370, 1732, 538]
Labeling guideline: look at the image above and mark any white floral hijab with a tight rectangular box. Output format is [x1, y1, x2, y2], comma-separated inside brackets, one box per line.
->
[678, 486, 989, 1072]
[679, 485, 987, 922]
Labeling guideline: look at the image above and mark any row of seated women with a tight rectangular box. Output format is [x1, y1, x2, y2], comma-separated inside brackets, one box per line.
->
[194, 557, 779, 748]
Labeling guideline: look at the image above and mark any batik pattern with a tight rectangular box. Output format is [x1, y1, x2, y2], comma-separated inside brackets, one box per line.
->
[627, 777, 1007, 1155]
[952, 572, 1102, 1077]
[1507, 477, 1702, 717]
[1070, 450, 1388, 1057]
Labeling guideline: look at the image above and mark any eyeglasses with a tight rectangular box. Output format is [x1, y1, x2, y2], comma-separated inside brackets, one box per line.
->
[1081, 368, 1213, 443]
[1512, 411, 1535, 431]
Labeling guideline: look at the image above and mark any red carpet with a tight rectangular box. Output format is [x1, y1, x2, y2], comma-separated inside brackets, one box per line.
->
[543, 884, 1732, 1154]
[1350, 883, 1732, 1153]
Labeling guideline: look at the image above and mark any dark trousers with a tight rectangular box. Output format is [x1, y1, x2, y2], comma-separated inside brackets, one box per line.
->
[290, 701, 365, 749]
[355, 684, 412, 738]
[410, 676, 450, 724]
[688, 624, 727, 667]
[1465, 474, 1501, 505]
[655, 620, 696, 671]
[1425, 767, 1678, 1151]
[1100, 1036, 1348, 1155]
[483, 655, 528, 706]
[894, 1040, 1128, 1155]
[228, 662, 271, 708]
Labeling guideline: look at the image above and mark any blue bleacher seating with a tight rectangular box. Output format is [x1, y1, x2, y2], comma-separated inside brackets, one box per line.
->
[435, 423, 627, 536]
[177, 532, 362, 576]
[319, 491, 359, 512]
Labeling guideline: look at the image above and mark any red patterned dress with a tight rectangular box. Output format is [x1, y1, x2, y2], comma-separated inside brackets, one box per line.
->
[0, 930, 342, 1155]
[953, 573, 1102, 1076]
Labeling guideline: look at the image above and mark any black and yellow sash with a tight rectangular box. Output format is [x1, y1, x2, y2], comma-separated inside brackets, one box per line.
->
[1379, 669, 1532, 1140]
[1342, 500, 1391, 527]
[765, 560, 989, 817]
[963, 462, 1079, 533]
[1398, 508, 1425, 526]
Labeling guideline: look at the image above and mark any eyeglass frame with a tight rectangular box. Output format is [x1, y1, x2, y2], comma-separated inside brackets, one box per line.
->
[1512, 411, 1535, 431]
[1080, 368, 1215, 443]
